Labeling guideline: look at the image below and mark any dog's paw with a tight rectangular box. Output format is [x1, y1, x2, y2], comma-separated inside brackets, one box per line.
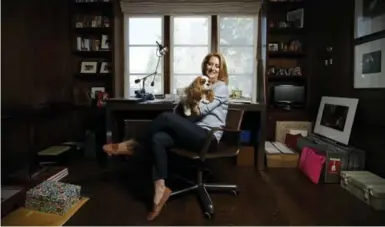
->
[184, 108, 191, 116]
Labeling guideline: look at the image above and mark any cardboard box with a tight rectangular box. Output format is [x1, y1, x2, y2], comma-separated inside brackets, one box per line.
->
[25, 181, 81, 215]
[275, 121, 312, 143]
[266, 152, 299, 168]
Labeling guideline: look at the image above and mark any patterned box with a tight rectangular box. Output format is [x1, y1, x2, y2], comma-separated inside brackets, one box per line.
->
[25, 181, 81, 215]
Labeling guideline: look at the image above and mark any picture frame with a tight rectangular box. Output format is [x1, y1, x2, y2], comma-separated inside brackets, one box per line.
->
[286, 8, 304, 28]
[231, 89, 242, 99]
[80, 61, 98, 74]
[268, 43, 279, 52]
[354, 37, 385, 88]
[100, 62, 109, 73]
[91, 87, 105, 99]
[354, 0, 385, 39]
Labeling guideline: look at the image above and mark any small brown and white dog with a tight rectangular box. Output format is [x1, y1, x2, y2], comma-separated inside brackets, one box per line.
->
[181, 75, 214, 116]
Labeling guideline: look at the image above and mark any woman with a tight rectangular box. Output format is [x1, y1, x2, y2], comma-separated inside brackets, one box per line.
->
[103, 52, 230, 220]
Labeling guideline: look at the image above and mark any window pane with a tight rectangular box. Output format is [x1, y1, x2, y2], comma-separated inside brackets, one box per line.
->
[229, 75, 253, 99]
[219, 17, 255, 45]
[128, 18, 162, 45]
[126, 74, 163, 97]
[129, 47, 163, 74]
[173, 17, 209, 45]
[220, 47, 254, 74]
[173, 47, 208, 74]
[173, 75, 199, 93]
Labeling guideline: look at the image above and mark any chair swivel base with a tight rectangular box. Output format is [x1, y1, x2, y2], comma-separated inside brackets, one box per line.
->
[170, 175, 239, 219]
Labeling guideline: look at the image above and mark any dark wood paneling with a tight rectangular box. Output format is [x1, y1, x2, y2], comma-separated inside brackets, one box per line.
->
[1, 0, 72, 108]
[308, 0, 385, 177]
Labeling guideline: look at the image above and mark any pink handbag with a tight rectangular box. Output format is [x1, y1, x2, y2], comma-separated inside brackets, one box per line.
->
[298, 147, 326, 184]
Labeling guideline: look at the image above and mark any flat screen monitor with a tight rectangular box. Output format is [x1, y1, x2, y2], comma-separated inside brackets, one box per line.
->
[273, 85, 305, 105]
[313, 96, 359, 145]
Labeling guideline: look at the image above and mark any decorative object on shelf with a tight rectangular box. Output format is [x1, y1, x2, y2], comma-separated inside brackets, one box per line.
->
[354, 0, 385, 39]
[288, 39, 302, 51]
[268, 43, 279, 51]
[230, 89, 243, 99]
[287, 8, 304, 28]
[100, 62, 109, 73]
[268, 66, 303, 77]
[96, 91, 109, 108]
[80, 61, 98, 73]
[278, 21, 289, 28]
[100, 34, 110, 50]
[91, 87, 105, 99]
[267, 65, 276, 75]
[354, 37, 385, 88]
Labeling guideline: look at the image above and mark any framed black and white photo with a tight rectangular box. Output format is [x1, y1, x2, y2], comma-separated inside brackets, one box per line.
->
[354, 37, 385, 88]
[80, 61, 98, 74]
[354, 0, 385, 38]
[100, 62, 109, 73]
[287, 8, 304, 28]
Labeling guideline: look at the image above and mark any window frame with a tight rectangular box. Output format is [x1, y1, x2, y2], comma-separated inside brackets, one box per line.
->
[123, 15, 165, 98]
[217, 14, 259, 101]
[170, 15, 212, 94]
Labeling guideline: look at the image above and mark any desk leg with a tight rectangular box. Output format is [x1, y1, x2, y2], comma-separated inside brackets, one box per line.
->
[257, 109, 266, 171]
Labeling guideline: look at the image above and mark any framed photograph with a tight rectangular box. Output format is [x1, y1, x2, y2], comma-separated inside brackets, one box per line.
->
[287, 8, 304, 28]
[91, 87, 105, 99]
[100, 62, 109, 73]
[354, 37, 385, 88]
[354, 0, 385, 38]
[268, 43, 279, 52]
[80, 61, 98, 74]
[231, 89, 242, 99]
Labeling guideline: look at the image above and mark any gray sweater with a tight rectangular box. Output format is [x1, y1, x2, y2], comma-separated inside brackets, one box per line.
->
[196, 80, 229, 142]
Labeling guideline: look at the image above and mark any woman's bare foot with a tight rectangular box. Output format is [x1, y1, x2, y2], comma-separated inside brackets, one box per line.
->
[147, 180, 172, 221]
[102, 139, 138, 156]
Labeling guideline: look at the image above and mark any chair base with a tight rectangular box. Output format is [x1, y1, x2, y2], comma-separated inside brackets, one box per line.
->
[170, 175, 239, 219]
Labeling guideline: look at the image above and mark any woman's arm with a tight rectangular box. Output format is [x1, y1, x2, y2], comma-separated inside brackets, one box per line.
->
[198, 82, 229, 116]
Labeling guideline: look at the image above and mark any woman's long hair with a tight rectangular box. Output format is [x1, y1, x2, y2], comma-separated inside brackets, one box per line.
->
[201, 52, 229, 85]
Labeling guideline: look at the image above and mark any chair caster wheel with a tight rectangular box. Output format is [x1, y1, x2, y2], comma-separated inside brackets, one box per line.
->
[204, 212, 213, 219]
[232, 189, 239, 196]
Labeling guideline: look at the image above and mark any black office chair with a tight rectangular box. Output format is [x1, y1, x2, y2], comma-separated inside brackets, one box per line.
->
[169, 104, 244, 219]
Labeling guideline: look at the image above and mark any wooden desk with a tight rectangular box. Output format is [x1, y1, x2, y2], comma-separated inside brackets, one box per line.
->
[105, 99, 267, 170]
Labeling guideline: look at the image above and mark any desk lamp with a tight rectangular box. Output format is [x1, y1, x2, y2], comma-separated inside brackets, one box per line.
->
[134, 41, 168, 101]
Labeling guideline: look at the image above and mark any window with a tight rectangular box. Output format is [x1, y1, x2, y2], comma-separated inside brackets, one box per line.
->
[171, 16, 211, 94]
[218, 16, 257, 100]
[124, 16, 163, 98]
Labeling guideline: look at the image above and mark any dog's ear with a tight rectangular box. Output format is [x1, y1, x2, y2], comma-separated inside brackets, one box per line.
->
[207, 90, 215, 102]
[190, 87, 202, 101]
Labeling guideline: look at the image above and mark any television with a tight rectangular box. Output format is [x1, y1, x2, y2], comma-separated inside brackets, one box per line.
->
[313, 96, 359, 145]
[272, 85, 305, 108]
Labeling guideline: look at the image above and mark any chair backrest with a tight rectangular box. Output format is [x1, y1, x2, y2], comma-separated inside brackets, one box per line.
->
[225, 108, 245, 130]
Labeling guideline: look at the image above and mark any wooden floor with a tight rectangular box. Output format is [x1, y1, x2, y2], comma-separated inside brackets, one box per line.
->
[64, 157, 385, 226]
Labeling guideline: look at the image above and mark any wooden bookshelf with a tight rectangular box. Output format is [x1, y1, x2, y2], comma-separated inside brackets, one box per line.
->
[70, 0, 114, 105]
[265, 0, 311, 140]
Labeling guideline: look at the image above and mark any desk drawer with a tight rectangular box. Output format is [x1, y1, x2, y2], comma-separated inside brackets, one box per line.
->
[123, 119, 151, 140]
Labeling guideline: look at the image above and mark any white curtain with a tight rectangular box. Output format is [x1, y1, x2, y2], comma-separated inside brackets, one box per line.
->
[120, 0, 262, 15]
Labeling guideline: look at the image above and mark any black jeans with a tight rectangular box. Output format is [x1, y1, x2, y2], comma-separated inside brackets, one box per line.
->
[147, 112, 217, 181]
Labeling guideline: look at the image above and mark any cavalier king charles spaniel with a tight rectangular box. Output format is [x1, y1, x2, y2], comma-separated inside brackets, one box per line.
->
[181, 75, 215, 116]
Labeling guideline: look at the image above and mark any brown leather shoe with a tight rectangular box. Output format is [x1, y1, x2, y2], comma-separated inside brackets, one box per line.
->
[147, 187, 172, 221]
[102, 139, 138, 156]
